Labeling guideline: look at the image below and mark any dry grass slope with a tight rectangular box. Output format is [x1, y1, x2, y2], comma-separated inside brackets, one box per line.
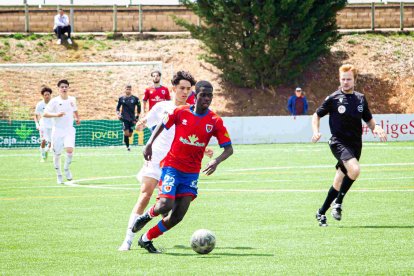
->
[0, 33, 413, 119]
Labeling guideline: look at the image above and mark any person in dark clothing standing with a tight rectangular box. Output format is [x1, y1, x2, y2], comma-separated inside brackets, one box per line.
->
[287, 87, 308, 115]
[116, 84, 141, 151]
[311, 64, 387, 227]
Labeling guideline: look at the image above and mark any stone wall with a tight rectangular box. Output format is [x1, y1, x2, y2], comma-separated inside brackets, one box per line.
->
[0, 4, 412, 33]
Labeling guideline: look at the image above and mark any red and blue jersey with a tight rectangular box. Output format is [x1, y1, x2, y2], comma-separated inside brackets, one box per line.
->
[161, 105, 232, 173]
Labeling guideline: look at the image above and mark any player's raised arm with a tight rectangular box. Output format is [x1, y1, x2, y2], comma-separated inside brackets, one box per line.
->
[203, 144, 233, 176]
[311, 113, 322, 143]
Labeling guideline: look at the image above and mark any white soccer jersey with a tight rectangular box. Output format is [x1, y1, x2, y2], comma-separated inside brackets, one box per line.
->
[35, 100, 53, 128]
[145, 101, 177, 157]
[45, 96, 77, 131]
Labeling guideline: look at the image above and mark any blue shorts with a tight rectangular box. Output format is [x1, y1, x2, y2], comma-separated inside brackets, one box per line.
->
[157, 167, 199, 200]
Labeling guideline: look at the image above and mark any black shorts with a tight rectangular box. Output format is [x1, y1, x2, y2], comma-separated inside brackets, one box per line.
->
[122, 120, 135, 132]
[329, 137, 362, 175]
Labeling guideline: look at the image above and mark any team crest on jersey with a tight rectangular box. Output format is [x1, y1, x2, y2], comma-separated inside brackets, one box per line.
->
[162, 90, 165, 95]
[338, 105, 346, 114]
[70, 102, 74, 107]
[206, 124, 213, 133]
[357, 105, 363, 112]
[131, 99, 134, 103]
[182, 119, 188, 125]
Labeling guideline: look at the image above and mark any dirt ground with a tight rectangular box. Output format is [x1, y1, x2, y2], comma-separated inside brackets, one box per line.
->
[0, 33, 413, 120]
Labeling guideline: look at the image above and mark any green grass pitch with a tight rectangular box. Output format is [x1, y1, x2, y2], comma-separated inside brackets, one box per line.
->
[1, 142, 413, 275]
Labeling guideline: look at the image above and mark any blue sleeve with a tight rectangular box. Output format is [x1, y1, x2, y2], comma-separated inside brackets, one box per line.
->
[287, 96, 294, 114]
[304, 97, 308, 114]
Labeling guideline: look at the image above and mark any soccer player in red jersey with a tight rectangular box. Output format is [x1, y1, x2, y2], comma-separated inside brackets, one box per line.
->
[131, 80, 233, 253]
[143, 70, 171, 112]
[186, 90, 196, 105]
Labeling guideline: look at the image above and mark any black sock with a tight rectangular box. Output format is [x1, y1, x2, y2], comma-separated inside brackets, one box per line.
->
[124, 135, 130, 148]
[319, 186, 339, 215]
[336, 175, 355, 204]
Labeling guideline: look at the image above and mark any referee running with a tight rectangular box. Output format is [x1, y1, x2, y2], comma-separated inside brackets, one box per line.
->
[116, 84, 141, 151]
[312, 64, 387, 227]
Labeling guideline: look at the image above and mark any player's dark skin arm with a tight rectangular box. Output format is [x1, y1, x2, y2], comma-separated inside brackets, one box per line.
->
[142, 120, 165, 161]
[203, 145, 233, 176]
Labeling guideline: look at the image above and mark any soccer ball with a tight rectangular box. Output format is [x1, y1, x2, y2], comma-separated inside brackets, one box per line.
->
[190, 229, 216, 254]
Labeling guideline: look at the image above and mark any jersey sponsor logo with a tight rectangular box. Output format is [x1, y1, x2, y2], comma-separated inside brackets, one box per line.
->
[338, 105, 346, 114]
[179, 134, 206, 147]
[154, 96, 160, 102]
[182, 119, 187, 125]
[206, 124, 213, 133]
[357, 105, 363, 112]
[224, 131, 230, 138]
[131, 99, 134, 103]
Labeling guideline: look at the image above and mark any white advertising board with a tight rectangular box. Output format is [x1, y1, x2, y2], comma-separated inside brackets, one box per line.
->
[218, 114, 414, 144]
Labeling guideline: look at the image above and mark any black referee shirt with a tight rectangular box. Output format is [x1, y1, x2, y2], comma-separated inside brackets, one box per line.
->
[116, 95, 141, 122]
[316, 90, 373, 144]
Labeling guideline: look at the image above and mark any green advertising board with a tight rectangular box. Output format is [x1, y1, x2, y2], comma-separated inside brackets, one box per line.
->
[0, 120, 151, 148]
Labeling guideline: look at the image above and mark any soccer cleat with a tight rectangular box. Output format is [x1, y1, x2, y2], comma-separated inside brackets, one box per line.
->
[118, 240, 132, 251]
[138, 235, 161, 254]
[40, 158, 46, 163]
[67, 38, 73, 45]
[64, 169, 73, 181]
[57, 175, 64, 185]
[316, 211, 328, 227]
[127, 147, 131, 152]
[131, 213, 152, 233]
[57, 39, 61, 45]
[331, 203, 342, 221]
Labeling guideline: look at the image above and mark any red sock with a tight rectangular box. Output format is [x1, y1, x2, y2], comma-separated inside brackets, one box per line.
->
[147, 220, 169, 240]
[148, 205, 159, 218]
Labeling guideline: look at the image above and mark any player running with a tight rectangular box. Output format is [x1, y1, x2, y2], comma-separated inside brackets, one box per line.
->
[131, 80, 233, 253]
[312, 64, 387, 227]
[142, 70, 170, 113]
[118, 71, 213, 251]
[43, 80, 80, 184]
[116, 84, 141, 151]
[34, 86, 53, 162]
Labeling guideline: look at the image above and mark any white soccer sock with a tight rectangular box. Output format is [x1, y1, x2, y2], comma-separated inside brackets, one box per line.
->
[54, 154, 61, 175]
[64, 153, 73, 171]
[125, 213, 139, 241]
[142, 233, 150, 242]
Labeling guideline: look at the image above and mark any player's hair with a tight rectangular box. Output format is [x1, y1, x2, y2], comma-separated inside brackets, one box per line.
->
[151, 70, 162, 77]
[339, 64, 357, 79]
[57, 79, 69, 87]
[171, 70, 196, 86]
[40, 86, 52, 95]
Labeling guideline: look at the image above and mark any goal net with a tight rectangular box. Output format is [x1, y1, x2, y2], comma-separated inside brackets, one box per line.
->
[0, 61, 164, 148]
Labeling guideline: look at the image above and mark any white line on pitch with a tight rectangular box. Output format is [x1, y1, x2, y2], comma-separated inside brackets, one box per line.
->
[225, 163, 414, 172]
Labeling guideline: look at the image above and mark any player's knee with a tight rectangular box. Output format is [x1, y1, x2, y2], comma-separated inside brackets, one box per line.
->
[139, 191, 152, 202]
[348, 165, 360, 180]
[155, 200, 173, 215]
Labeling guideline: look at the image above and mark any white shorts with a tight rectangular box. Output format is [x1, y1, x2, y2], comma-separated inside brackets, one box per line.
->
[52, 127, 76, 154]
[136, 150, 166, 182]
[39, 126, 52, 143]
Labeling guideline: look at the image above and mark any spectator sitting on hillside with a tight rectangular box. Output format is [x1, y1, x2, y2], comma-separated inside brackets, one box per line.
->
[287, 87, 308, 116]
[53, 9, 72, 45]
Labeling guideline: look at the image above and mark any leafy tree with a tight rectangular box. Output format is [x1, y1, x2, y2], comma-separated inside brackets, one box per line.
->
[176, 0, 346, 88]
